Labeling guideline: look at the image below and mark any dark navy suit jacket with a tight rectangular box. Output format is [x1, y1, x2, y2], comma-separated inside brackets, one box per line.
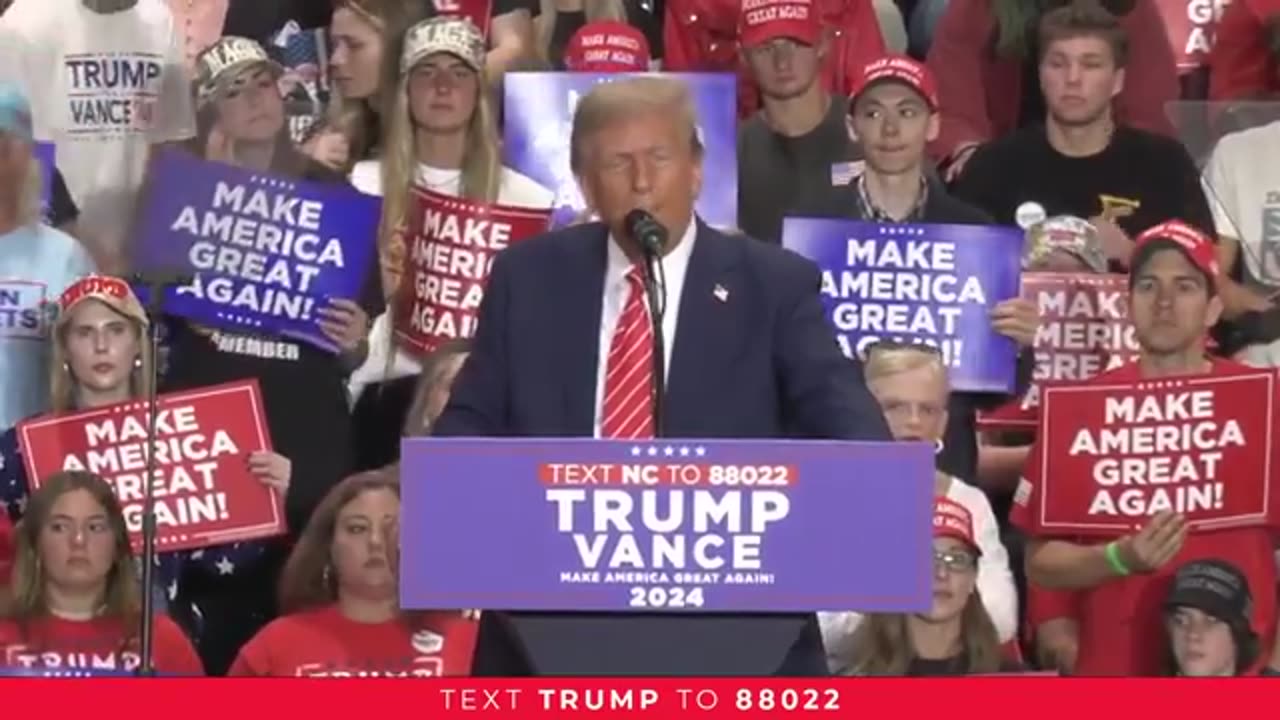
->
[434, 219, 891, 675]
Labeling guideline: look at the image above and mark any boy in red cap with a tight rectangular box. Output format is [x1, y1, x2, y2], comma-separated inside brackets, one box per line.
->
[562, 20, 651, 72]
[736, 0, 866, 244]
[1013, 220, 1279, 675]
[795, 53, 1038, 505]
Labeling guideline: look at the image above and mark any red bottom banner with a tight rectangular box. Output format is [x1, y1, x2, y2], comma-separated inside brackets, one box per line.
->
[1, 678, 1277, 718]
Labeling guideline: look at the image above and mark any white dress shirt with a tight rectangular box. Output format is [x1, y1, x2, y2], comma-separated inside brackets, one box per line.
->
[593, 219, 697, 437]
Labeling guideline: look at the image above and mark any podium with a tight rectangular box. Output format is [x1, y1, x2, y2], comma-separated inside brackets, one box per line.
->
[399, 438, 935, 676]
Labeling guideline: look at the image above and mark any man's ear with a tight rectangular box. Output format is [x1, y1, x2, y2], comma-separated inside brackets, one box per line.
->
[1111, 67, 1125, 100]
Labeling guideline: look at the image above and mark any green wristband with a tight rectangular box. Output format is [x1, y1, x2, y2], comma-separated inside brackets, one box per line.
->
[1105, 541, 1131, 577]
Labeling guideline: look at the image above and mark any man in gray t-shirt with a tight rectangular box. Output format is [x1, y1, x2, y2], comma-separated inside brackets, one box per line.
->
[736, 0, 861, 244]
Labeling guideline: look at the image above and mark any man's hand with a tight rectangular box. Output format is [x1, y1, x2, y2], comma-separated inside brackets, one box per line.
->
[1118, 511, 1187, 573]
[990, 297, 1039, 348]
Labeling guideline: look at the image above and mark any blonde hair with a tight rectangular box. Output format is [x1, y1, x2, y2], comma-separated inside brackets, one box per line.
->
[403, 338, 473, 437]
[836, 594, 1003, 676]
[326, 0, 434, 168]
[49, 300, 154, 413]
[535, 0, 627, 65]
[3, 472, 141, 635]
[863, 346, 950, 391]
[569, 75, 703, 174]
[376, 37, 502, 297]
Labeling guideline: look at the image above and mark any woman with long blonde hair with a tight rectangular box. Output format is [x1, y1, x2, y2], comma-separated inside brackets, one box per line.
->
[818, 343, 1018, 670]
[229, 468, 478, 676]
[348, 17, 553, 468]
[306, 0, 434, 171]
[0, 471, 203, 674]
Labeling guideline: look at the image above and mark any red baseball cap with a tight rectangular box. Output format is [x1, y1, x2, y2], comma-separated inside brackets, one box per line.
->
[849, 54, 939, 111]
[739, 0, 822, 50]
[57, 275, 149, 328]
[1131, 220, 1220, 280]
[933, 497, 981, 556]
[564, 21, 651, 73]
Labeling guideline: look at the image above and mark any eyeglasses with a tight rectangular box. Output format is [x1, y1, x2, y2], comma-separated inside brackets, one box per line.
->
[934, 549, 977, 573]
[861, 340, 944, 361]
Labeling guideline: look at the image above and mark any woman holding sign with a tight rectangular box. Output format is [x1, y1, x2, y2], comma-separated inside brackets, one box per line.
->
[0, 275, 292, 672]
[832, 498, 1021, 676]
[348, 16, 553, 469]
[229, 468, 478, 676]
[818, 343, 1018, 668]
[158, 36, 384, 674]
[0, 471, 204, 675]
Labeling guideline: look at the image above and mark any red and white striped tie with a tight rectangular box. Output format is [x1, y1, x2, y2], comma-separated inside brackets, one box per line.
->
[601, 266, 655, 439]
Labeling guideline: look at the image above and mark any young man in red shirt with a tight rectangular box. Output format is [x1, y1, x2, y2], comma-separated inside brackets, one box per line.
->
[1012, 220, 1279, 675]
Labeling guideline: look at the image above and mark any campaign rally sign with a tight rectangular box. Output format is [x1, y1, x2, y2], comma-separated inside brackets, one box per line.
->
[503, 72, 737, 230]
[36, 142, 55, 220]
[400, 438, 935, 613]
[18, 380, 286, 552]
[978, 273, 1139, 429]
[783, 219, 1023, 393]
[1034, 371, 1279, 535]
[1156, 0, 1225, 72]
[393, 186, 551, 355]
[0, 280, 49, 340]
[132, 150, 378, 352]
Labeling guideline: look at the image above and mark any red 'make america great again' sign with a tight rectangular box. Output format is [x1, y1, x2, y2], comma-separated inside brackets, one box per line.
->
[394, 186, 551, 356]
[979, 273, 1139, 429]
[18, 380, 285, 552]
[1034, 371, 1280, 536]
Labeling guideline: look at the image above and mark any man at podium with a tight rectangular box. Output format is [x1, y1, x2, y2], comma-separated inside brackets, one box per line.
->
[433, 75, 891, 675]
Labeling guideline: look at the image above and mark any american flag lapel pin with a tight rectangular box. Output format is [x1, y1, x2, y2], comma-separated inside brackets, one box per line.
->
[713, 283, 729, 303]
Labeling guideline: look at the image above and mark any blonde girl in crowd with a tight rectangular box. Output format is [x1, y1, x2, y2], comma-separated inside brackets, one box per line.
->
[0, 472, 203, 675]
[834, 498, 1018, 676]
[819, 342, 1018, 670]
[307, 0, 433, 171]
[229, 468, 478, 676]
[348, 17, 553, 468]
[0, 275, 291, 673]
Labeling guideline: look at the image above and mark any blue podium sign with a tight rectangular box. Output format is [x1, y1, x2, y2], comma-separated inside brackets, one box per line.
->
[400, 438, 934, 614]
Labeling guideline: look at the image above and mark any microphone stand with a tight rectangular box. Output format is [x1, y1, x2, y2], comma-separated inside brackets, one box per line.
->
[639, 244, 666, 438]
[132, 276, 175, 677]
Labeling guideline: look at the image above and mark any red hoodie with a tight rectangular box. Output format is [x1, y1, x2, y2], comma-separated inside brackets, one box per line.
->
[925, 0, 1180, 162]
[663, 0, 885, 118]
[1209, 0, 1280, 100]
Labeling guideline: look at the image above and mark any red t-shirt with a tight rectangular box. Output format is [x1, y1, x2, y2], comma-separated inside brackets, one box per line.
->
[0, 614, 203, 675]
[1012, 358, 1278, 676]
[228, 605, 479, 677]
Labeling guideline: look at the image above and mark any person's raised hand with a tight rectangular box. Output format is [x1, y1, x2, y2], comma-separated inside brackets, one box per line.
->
[1118, 511, 1187, 573]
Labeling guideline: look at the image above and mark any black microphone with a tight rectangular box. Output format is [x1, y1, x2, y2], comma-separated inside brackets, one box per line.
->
[623, 209, 667, 438]
[624, 209, 668, 257]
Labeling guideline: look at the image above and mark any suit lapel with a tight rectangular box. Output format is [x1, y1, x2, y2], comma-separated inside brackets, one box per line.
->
[560, 225, 609, 435]
[665, 222, 742, 435]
